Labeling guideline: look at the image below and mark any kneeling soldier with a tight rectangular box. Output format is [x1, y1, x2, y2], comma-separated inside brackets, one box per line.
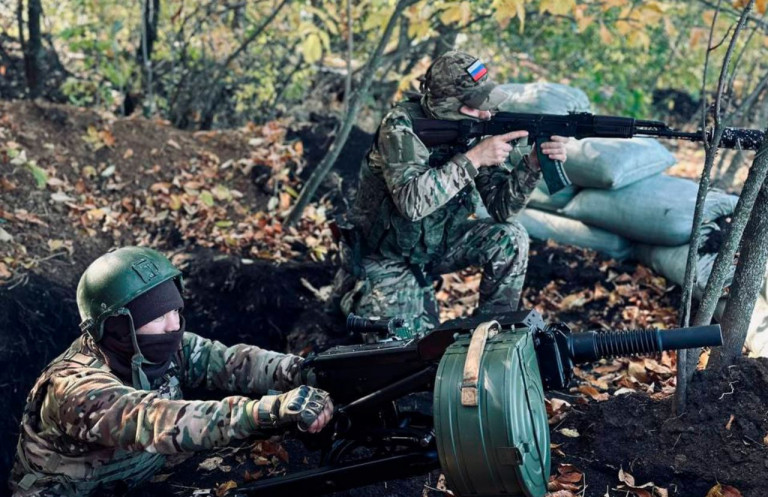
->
[10, 246, 333, 496]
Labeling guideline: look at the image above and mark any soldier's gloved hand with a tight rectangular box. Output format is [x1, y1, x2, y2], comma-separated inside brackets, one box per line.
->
[256, 385, 334, 433]
[466, 130, 529, 167]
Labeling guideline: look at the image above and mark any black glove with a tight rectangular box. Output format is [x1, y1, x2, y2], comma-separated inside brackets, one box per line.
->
[256, 385, 332, 432]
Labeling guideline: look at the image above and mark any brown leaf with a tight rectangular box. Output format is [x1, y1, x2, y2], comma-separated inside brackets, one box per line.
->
[99, 129, 116, 147]
[725, 414, 735, 431]
[578, 384, 610, 401]
[556, 464, 583, 484]
[215, 480, 237, 497]
[244, 470, 263, 482]
[0, 262, 11, 280]
[706, 483, 743, 497]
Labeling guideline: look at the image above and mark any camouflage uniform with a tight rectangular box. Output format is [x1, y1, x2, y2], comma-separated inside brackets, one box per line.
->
[335, 51, 541, 330]
[10, 331, 302, 497]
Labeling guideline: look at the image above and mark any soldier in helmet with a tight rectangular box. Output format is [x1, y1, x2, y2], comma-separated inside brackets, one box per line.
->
[10, 246, 333, 497]
[333, 51, 568, 330]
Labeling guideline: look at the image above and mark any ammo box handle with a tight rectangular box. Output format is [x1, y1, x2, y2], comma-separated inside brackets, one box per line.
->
[461, 320, 500, 407]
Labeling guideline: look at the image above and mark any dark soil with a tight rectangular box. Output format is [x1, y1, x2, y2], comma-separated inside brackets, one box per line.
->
[551, 358, 768, 497]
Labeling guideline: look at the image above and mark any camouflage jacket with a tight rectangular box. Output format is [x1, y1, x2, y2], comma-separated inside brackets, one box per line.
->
[348, 100, 541, 265]
[10, 332, 302, 497]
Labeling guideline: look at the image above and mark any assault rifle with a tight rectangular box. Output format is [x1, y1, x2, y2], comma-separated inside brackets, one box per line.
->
[233, 310, 722, 497]
[411, 112, 766, 194]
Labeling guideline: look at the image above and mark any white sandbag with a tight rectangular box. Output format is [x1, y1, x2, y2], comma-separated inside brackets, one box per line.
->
[562, 175, 738, 246]
[528, 183, 579, 211]
[519, 208, 633, 260]
[746, 295, 768, 358]
[633, 239, 735, 301]
[563, 138, 676, 190]
[497, 82, 591, 114]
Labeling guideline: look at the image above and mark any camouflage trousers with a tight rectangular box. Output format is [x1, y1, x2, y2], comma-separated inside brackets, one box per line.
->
[333, 220, 529, 331]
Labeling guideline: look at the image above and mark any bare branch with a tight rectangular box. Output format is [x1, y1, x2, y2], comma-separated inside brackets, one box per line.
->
[286, 0, 419, 226]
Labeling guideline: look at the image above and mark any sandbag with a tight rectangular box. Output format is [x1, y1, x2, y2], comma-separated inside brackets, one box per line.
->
[633, 231, 735, 301]
[563, 138, 676, 190]
[528, 183, 579, 211]
[746, 295, 768, 358]
[497, 82, 591, 114]
[519, 208, 633, 260]
[562, 175, 738, 246]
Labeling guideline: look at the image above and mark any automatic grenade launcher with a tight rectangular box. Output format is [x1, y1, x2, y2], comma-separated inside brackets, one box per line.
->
[235, 310, 722, 497]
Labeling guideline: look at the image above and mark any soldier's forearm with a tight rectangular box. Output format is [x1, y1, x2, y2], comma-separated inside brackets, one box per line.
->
[182, 332, 302, 395]
[51, 373, 260, 454]
[476, 157, 540, 222]
[389, 155, 476, 221]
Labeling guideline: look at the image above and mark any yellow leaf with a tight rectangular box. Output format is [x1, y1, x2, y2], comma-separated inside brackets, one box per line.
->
[702, 10, 716, 27]
[559, 428, 580, 438]
[615, 19, 632, 35]
[169, 194, 182, 211]
[690, 27, 707, 48]
[492, 0, 526, 31]
[440, 2, 472, 26]
[628, 29, 651, 50]
[408, 17, 432, 39]
[301, 33, 323, 64]
[599, 23, 613, 44]
[199, 190, 214, 207]
[601, 0, 627, 10]
[215, 480, 237, 497]
[574, 5, 595, 33]
[663, 16, 678, 38]
[539, 0, 575, 16]
[759, 0, 768, 15]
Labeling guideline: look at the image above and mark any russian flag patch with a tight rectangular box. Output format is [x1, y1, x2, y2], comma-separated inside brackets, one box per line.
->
[466, 59, 487, 81]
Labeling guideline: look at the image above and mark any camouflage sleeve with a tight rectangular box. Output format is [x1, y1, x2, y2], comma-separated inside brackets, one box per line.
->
[44, 369, 265, 454]
[377, 108, 478, 221]
[181, 332, 303, 395]
[474, 155, 542, 223]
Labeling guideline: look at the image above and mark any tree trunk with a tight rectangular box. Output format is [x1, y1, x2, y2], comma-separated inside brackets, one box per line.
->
[23, 0, 43, 99]
[137, 0, 160, 67]
[137, 0, 160, 115]
[708, 152, 768, 369]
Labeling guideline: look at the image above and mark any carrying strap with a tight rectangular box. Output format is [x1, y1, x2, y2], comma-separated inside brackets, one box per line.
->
[461, 320, 500, 407]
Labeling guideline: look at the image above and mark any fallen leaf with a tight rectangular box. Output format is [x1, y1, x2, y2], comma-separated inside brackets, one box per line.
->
[198, 456, 231, 472]
[123, 148, 134, 159]
[725, 414, 735, 430]
[51, 192, 76, 203]
[559, 428, 580, 438]
[167, 138, 182, 150]
[244, 469, 263, 482]
[215, 480, 237, 497]
[0, 227, 12, 243]
[578, 384, 610, 401]
[614, 387, 636, 396]
[26, 162, 48, 189]
[706, 483, 743, 497]
[0, 262, 11, 279]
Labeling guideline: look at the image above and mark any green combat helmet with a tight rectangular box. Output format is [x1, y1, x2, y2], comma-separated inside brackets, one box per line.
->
[76, 246, 183, 389]
[421, 50, 510, 120]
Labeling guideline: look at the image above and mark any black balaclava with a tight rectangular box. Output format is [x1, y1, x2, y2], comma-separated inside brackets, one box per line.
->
[100, 279, 184, 388]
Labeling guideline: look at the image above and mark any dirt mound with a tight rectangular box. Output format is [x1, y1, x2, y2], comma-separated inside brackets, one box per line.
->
[551, 358, 768, 496]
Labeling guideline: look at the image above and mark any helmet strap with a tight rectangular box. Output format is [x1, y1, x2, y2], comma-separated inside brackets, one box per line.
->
[116, 308, 152, 391]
